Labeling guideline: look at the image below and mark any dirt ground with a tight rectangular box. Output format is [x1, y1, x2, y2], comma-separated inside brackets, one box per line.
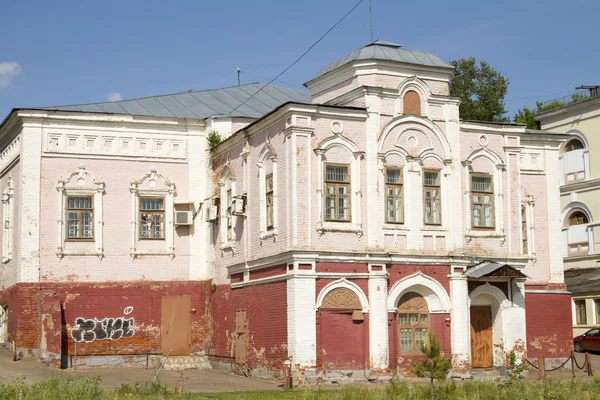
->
[0, 349, 280, 393]
[0, 348, 597, 392]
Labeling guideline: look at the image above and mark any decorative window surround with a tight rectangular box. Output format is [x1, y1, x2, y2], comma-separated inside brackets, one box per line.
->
[2, 177, 14, 263]
[314, 137, 364, 237]
[462, 148, 505, 236]
[521, 194, 536, 258]
[129, 168, 176, 258]
[219, 166, 237, 250]
[258, 143, 278, 239]
[56, 165, 105, 258]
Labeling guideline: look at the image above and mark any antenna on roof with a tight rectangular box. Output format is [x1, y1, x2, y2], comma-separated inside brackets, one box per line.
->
[237, 68, 241, 86]
[576, 85, 600, 97]
[369, 0, 374, 42]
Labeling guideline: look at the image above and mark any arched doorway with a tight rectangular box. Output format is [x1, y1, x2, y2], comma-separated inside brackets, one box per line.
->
[318, 287, 368, 370]
[397, 292, 429, 355]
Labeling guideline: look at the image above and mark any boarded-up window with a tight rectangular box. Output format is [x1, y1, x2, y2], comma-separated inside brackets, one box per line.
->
[404, 91, 421, 116]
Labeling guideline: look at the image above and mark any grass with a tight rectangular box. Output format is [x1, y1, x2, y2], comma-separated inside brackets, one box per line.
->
[2, 377, 600, 399]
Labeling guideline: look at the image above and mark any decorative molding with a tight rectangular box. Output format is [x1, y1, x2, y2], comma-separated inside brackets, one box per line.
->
[316, 278, 369, 312]
[0, 135, 20, 174]
[387, 271, 451, 313]
[45, 132, 185, 159]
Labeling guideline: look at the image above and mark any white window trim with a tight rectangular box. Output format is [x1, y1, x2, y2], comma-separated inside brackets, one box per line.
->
[258, 148, 278, 239]
[56, 165, 105, 258]
[1, 177, 14, 264]
[462, 150, 506, 238]
[220, 171, 237, 250]
[129, 168, 176, 258]
[521, 198, 536, 258]
[314, 137, 364, 237]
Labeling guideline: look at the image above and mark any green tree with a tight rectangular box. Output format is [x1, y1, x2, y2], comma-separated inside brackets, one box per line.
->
[207, 130, 223, 149]
[450, 57, 509, 122]
[514, 93, 590, 129]
[411, 332, 453, 397]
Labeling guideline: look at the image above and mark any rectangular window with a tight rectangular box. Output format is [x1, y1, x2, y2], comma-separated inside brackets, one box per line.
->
[596, 299, 600, 324]
[522, 205, 528, 254]
[471, 175, 494, 228]
[139, 197, 164, 239]
[66, 196, 94, 239]
[386, 168, 403, 224]
[575, 299, 587, 325]
[266, 174, 274, 230]
[325, 164, 351, 222]
[227, 189, 233, 240]
[423, 170, 441, 225]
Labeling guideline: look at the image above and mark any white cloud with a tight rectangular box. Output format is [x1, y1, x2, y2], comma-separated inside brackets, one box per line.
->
[106, 92, 122, 102]
[0, 62, 23, 87]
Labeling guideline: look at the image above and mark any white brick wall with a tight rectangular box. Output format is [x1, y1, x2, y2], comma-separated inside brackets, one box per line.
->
[368, 271, 388, 369]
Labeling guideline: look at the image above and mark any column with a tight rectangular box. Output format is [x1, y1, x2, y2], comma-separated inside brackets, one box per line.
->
[287, 272, 317, 367]
[449, 272, 470, 371]
[368, 266, 388, 369]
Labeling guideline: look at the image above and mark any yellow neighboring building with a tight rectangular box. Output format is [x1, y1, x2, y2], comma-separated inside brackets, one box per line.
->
[537, 92, 600, 336]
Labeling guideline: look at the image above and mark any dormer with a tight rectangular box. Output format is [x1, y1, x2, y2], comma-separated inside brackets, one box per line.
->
[305, 40, 455, 109]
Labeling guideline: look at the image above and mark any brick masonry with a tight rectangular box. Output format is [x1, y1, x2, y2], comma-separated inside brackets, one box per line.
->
[525, 289, 573, 358]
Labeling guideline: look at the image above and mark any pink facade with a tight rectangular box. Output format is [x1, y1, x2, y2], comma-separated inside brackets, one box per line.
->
[0, 40, 572, 380]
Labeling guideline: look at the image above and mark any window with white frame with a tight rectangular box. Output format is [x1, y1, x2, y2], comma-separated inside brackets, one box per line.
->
[471, 175, 494, 229]
[385, 168, 403, 224]
[139, 197, 165, 239]
[562, 137, 587, 183]
[66, 196, 94, 239]
[423, 170, 441, 225]
[566, 210, 590, 256]
[521, 205, 528, 254]
[266, 174, 274, 230]
[226, 188, 233, 241]
[1, 178, 13, 263]
[325, 164, 351, 222]
[129, 168, 176, 257]
[575, 299, 587, 325]
[57, 166, 104, 258]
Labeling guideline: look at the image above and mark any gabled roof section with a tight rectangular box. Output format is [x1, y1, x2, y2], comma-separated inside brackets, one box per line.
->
[312, 40, 454, 81]
[465, 261, 527, 279]
[41, 83, 312, 119]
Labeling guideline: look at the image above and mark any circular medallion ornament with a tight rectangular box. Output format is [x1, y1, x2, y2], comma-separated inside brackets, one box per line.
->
[331, 121, 343, 135]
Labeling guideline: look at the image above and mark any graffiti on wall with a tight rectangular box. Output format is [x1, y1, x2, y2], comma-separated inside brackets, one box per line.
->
[71, 306, 135, 343]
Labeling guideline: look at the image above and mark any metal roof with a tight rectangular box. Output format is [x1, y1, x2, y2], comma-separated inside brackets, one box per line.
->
[41, 83, 312, 119]
[565, 268, 600, 295]
[312, 40, 454, 80]
[464, 261, 527, 279]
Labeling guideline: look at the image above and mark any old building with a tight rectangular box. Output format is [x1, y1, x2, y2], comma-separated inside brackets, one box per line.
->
[0, 40, 572, 378]
[536, 89, 600, 337]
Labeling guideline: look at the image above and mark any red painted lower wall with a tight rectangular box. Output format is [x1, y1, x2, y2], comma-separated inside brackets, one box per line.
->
[525, 290, 573, 358]
[208, 281, 287, 373]
[0, 281, 211, 361]
[316, 311, 369, 370]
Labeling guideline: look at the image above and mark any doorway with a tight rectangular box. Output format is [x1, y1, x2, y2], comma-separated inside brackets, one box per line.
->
[470, 306, 492, 368]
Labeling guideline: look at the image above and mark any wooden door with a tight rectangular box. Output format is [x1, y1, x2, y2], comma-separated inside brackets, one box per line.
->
[161, 296, 191, 356]
[470, 306, 493, 368]
[235, 309, 249, 376]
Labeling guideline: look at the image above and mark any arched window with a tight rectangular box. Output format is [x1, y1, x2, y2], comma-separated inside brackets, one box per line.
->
[565, 139, 585, 152]
[568, 211, 589, 226]
[403, 91, 421, 116]
[398, 292, 429, 354]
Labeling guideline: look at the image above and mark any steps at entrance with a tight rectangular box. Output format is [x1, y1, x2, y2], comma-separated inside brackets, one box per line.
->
[468, 369, 505, 381]
[152, 353, 211, 371]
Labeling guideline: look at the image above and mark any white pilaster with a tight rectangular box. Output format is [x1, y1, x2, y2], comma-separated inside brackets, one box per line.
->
[287, 273, 317, 367]
[545, 147, 565, 283]
[19, 121, 42, 283]
[368, 268, 388, 369]
[449, 272, 469, 369]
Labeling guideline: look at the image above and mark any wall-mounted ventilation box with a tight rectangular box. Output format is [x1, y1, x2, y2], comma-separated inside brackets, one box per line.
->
[175, 211, 193, 225]
[205, 205, 219, 222]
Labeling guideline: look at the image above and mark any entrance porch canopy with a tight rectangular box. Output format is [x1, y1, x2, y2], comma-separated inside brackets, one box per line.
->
[464, 261, 528, 279]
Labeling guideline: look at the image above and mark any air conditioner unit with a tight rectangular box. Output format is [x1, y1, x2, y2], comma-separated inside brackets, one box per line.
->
[175, 211, 193, 225]
[232, 196, 246, 216]
[206, 204, 219, 222]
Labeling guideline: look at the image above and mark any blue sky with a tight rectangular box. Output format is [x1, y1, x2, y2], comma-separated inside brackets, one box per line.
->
[1, 0, 598, 120]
